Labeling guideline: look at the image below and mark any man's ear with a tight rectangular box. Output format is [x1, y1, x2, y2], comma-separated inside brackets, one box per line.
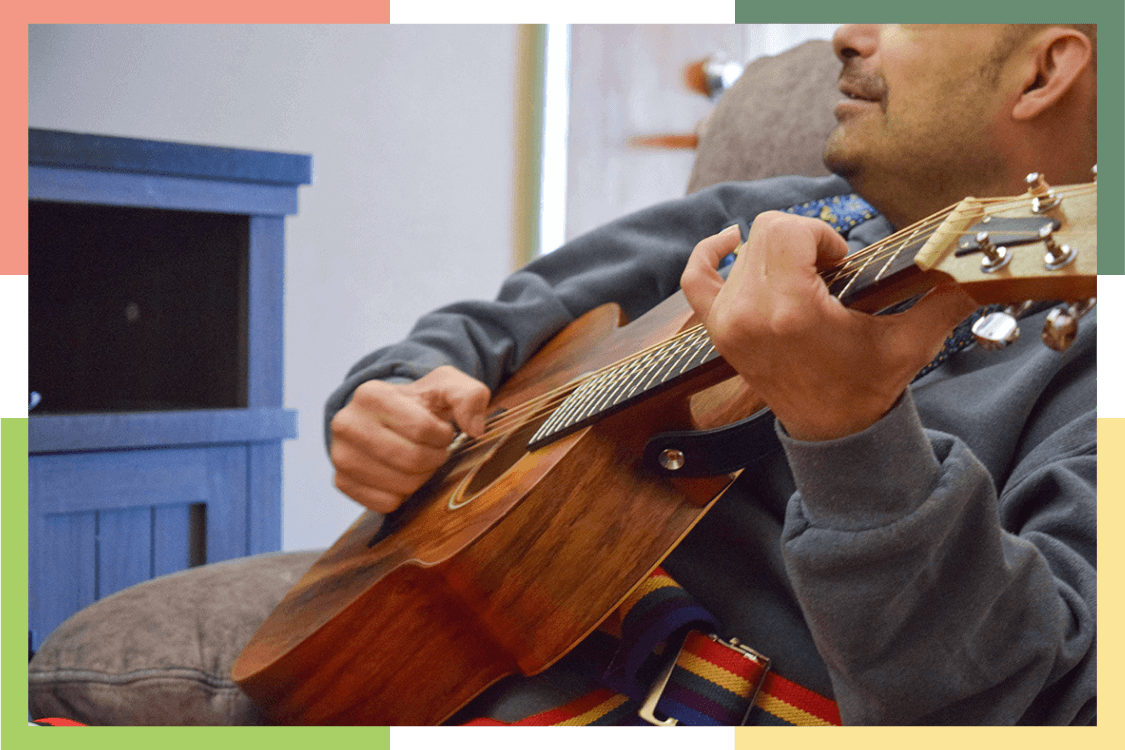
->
[1011, 28, 1093, 121]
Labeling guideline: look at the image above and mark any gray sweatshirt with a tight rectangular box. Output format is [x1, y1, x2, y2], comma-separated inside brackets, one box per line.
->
[325, 175, 1096, 725]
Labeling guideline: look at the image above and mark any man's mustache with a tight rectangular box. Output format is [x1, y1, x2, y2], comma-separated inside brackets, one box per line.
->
[837, 62, 889, 111]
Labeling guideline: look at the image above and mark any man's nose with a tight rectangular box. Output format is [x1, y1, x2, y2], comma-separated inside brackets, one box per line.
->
[833, 24, 880, 61]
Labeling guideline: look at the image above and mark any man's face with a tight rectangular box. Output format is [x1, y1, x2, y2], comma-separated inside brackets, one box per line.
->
[823, 24, 1020, 209]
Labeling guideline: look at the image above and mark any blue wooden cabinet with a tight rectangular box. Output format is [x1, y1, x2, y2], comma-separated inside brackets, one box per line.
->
[27, 129, 311, 652]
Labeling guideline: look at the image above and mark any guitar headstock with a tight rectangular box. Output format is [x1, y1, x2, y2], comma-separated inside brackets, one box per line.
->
[908, 172, 1097, 351]
[914, 173, 1096, 305]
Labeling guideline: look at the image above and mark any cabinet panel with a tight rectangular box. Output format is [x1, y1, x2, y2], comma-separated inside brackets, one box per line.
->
[28, 445, 250, 651]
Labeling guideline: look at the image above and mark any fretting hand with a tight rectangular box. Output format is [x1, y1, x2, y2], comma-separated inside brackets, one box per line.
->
[680, 214, 978, 441]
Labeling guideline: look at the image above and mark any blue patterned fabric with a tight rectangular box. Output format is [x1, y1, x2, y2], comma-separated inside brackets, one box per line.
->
[782, 192, 878, 233]
[719, 192, 877, 269]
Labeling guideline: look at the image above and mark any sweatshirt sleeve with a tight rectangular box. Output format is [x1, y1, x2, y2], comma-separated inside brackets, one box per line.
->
[778, 389, 1096, 725]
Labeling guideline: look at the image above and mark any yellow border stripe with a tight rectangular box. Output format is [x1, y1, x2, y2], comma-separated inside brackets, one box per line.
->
[619, 571, 679, 616]
[756, 693, 835, 727]
[555, 694, 631, 726]
[677, 651, 755, 695]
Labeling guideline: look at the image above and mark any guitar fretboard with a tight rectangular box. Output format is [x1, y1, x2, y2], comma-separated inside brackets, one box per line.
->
[527, 324, 721, 450]
[828, 226, 929, 304]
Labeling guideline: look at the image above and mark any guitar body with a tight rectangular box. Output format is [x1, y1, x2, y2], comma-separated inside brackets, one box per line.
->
[232, 292, 743, 725]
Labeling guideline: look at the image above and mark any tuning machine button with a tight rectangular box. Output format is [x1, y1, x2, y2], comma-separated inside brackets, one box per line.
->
[1042, 299, 1095, 352]
[972, 301, 1033, 350]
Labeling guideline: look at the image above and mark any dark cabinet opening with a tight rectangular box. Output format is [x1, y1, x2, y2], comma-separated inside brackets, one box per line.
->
[29, 202, 250, 414]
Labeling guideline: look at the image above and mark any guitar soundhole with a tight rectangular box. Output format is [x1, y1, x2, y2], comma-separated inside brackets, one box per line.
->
[452, 418, 545, 508]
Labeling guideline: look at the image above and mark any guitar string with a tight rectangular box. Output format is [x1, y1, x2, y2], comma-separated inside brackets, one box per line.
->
[474, 211, 956, 437]
[456, 184, 1096, 452]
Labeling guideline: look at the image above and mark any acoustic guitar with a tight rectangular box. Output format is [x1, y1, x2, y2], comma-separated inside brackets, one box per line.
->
[232, 178, 1096, 725]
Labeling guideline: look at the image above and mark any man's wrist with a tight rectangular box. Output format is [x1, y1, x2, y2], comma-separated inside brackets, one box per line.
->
[777, 391, 941, 530]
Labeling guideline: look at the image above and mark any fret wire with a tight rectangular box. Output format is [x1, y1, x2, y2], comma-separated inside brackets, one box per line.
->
[546, 376, 599, 433]
[834, 250, 878, 299]
[823, 211, 950, 287]
[672, 329, 716, 380]
[873, 233, 908, 282]
[645, 328, 704, 390]
[590, 348, 655, 416]
[652, 326, 702, 386]
[607, 352, 653, 408]
[619, 345, 672, 406]
[873, 220, 928, 284]
[566, 372, 609, 428]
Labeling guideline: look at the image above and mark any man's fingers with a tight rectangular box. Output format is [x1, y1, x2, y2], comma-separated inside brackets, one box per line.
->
[347, 380, 458, 449]
[410, 366, 491, 438]
[329, 367, 492, 514]
[682, 224, 742, 315]
[807, 217, 851, 270]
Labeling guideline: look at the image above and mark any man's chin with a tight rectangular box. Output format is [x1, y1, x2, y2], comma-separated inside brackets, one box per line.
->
[822, 120, 876, 180]
[822, 144, 860, 182]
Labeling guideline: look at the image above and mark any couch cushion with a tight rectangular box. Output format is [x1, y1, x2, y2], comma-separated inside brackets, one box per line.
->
[28, 550, 319, 726]
[687, 39, 842, 192]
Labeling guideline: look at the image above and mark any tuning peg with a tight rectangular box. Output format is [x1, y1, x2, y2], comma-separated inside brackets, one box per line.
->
[1026, 172, 1062, 213]
[972, 302, 1032, 350]
[975, 231, 1011, 272]
[1041, 299, 1096, 352]
[1039, 224, 1076, 270]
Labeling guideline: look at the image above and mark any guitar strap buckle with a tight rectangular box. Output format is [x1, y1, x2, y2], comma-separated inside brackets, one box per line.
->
[637, 631, 771, 726]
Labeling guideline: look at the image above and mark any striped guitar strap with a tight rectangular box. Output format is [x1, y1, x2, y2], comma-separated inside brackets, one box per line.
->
[466, 568, 842, 727]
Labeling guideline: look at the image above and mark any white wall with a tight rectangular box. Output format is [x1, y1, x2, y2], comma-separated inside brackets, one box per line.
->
[29, 24, 522, 551]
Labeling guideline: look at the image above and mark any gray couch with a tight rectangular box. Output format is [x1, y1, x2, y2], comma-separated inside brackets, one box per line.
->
[28, 39, 842, 726]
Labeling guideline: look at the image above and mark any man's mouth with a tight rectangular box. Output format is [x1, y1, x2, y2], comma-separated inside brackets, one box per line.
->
[836, 63, 888, 104]
[838, 83, 883, 103]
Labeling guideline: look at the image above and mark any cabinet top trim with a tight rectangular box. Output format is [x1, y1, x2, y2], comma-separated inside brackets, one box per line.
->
[29, 128, 313, 187]
[29, 408, 298, 453]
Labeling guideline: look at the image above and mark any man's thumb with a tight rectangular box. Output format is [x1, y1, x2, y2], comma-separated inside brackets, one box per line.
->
[897, 282, 980, 366]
